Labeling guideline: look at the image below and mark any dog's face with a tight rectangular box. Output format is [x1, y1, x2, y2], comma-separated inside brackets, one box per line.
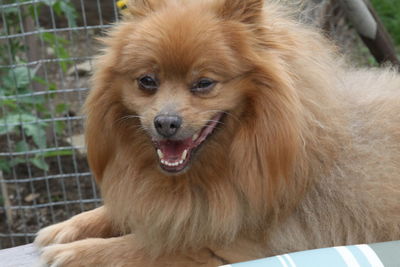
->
[88, 0, 299, 183]
[114, 2, 256, 174]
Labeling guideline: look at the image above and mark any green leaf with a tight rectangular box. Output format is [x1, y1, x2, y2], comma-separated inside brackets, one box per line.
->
[0, 158, 11, 173]
[3, 113, 39, 125]
[35, 103, 47, 114]
[30, 157, 49, 171]
[28, 4, 41, 19]
[14, 67, 33, 88]
[3, 7, 18, 15]
[55, 103, 69, 114]
[42, 149, 73, 158]
[41, 32, 71, 72]
[3, 67, 37, 90]
[10, 157, 26, 167]
[18, 95, 46, 105]
[0, 113, 26, 135]
[52, 1, 63, 17]
[59, 2, 78, 28]
[41, 0, 57, 7]
[55, 46, 70, 72]
[48, 83, 57, 91]
[32, 76, 49, 85]
[0, 124, 16, 135]
[41, 32, 68, 46]
[23, 124, 47, 149]
[0, 126, 14, 135]
[55, 121, 66, 135]
[3, 113, 47, 147]
[0, 99, 17, 109]
[15, 141, 29, 153]
[47, 83, 58, 99]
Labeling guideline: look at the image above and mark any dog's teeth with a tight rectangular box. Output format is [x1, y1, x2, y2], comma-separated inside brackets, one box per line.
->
[161, 159, 184, 167]
[192, 133, 199, 141]
[181, 150, 188, 160]
[157, 149, 164, 159]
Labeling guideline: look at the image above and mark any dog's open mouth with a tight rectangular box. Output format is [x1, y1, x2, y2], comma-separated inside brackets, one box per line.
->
[154, 112, 223, 173]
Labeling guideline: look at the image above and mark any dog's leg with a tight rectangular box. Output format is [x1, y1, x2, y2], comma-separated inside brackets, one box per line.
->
[34, 206, 117, 247]
[40, 234, 224, 267]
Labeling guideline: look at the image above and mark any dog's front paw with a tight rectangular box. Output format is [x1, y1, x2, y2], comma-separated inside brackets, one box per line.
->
[34, 221, 82, 248]
[40, 242, 94, 267]
[35, 207, 113, 248]
[39, 243, 74, 267]
[38, 238, 127, 267]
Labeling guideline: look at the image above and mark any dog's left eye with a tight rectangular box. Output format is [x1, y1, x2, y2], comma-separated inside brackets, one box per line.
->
[137, 74, 159, 93]
[191, 78, 216, 94]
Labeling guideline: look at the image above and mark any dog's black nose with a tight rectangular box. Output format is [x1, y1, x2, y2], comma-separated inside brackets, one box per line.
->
[154, 115, 182, 138]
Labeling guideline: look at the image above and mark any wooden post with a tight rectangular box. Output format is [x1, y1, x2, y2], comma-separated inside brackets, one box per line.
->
[22, 7, 43, 91]
[338, 0, 399, 66]
[0, 171, 13, 225]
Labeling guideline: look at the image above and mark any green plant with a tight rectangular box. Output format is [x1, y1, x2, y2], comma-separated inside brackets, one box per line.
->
[0, 0, 77, 173]
[371, 0, 400, 56]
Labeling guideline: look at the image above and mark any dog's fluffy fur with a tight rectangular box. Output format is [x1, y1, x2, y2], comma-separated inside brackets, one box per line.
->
[35, 0, 400, 266]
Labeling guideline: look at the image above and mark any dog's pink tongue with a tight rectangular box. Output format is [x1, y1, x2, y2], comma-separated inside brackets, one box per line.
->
[158, 138, 192, 160]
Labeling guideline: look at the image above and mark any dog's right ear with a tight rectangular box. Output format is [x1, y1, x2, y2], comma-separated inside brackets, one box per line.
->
[124, 0, 164, 18]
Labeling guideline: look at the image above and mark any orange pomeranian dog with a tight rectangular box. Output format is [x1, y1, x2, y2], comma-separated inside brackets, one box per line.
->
[35, 0, 400, 266]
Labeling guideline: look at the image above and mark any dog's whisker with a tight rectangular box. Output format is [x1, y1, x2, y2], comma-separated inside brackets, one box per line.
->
[211, 126, 223, 131]
[222, 112, 240, 122]
[123, 115, 145, 120]
[199, 120, 225, 127]
[204, 120, 225, 125]
[200, 110, 240, 122]
[114, 115, 144, 126]
[114, 120, 148, 136]
[129, 125, 148, 134]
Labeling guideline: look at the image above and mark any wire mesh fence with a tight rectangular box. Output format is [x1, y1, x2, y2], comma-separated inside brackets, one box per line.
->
[0, 0, 361, 249]
[0, 0, 122, 249]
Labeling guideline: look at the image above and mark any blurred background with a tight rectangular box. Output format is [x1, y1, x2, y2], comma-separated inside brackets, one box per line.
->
[0, 0, 399, 249]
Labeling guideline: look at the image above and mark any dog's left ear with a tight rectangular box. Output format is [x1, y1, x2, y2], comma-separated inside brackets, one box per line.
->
[218, 0, 263, 25]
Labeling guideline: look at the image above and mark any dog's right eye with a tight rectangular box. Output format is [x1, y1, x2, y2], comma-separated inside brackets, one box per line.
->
[191, 78, 216, 94]
[137, 75, 158, 93]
